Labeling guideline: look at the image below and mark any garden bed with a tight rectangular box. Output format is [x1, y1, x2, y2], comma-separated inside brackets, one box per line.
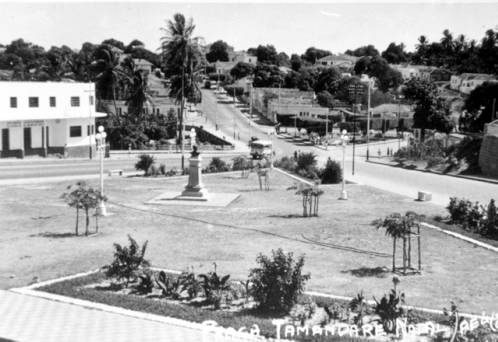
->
[35, 269, 462, 342]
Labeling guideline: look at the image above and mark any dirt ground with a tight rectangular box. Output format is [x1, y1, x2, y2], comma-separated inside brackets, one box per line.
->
[1, 171, 497, 314]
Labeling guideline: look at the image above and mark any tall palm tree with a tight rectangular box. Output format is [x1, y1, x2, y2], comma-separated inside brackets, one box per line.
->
[160, 13, 204, 168]
[92, 44, 126, 117]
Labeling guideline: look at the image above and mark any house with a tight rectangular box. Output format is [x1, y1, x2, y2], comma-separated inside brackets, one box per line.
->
[452, 73, 497, 94]
[390, 64, 421, 81]
[368, 103, 414, 130]
[229, 51, 258, 65]
[315, 54, 359, 71]
[251, 87, 315, 122]
[214, 61, 237, 75]
[419, 67, 452, 82]
[268, 99, 331, 124]
[0, 81, 106, 158]
[133, 58, 154, 74]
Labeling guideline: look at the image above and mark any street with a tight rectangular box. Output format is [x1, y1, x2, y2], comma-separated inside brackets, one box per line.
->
[200, 89, 498, 207]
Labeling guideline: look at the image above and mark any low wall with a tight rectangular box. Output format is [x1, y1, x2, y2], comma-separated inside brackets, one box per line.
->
[479, 135, 498, 177]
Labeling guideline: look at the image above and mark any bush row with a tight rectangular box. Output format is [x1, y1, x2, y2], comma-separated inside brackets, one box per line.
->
[274, 153, 342, 184]
[447, 197, 498, 238]
[134, 155, 251, 176]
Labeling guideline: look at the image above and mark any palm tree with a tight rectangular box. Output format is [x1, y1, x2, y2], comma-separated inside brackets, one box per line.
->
[160, 13, 204, 168]
[122, 58, 153, 118]
[92, 44, 126, 117]
[375, 213, 411, 272]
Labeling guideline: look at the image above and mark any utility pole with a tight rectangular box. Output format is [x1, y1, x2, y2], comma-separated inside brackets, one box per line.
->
[492, 98, 497, 121]
[366, 79, 371, 161]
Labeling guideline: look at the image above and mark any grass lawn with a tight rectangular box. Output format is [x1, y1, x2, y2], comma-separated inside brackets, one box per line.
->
[1, 171, 497, 314]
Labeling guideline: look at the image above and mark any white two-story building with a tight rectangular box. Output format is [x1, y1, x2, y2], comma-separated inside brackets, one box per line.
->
[0, 81, 106, 158]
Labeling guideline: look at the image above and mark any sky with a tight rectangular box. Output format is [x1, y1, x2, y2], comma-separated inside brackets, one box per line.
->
[1, 1, 498, 55]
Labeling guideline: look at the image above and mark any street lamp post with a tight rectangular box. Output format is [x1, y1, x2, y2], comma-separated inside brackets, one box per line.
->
[339, 129, 349, 200]
[95, 125, 108, 216]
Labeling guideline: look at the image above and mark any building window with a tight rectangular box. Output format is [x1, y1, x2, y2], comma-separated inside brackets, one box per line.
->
[70, 96, 80, 107]
[10, 97, 17, 108]
[69, 126, 82, 137]
[29, 97, 39, 108]
[89, 96, 94, 105]
[49, 97, 56, 107]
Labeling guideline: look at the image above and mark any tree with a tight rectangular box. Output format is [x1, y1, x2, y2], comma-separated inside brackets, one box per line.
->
[403, 78, 454, 139]
[205, 40, 230, 63]
[381, 42, 408, 64]
[463, 82, 498, 132]
[276, 52, 290, 67]
[253, 63, 284, 87]
[248, 44, 279, 65]
[230, 61, 254, 79]
[92, 44, 124, 101]
[61, 181, 106, 236]
[121, 58, 152, 117]
[160, 13, 204, 145]
[290, 54, 302, 71]
[316, 90, 334, 108]
[314, 67, 341, 94]
[374, 212, 421, 274]
[101, 38, 125, 51]
[354, 56, 402, 92]
[302, 47, 332, 64]
[345, 45, 379, 57]
[125, 39, 145, 52]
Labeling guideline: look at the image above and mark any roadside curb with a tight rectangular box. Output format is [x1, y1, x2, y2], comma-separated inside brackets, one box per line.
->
[366, 159, 498, 185]
[421, 222, 498, 254]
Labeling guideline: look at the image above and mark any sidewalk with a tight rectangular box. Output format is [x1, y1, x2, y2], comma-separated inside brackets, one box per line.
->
[367, 157, 498, 185]
[0, 290, 204, 342]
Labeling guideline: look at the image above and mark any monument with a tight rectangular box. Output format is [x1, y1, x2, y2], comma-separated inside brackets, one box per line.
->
[177, 146, 209, 201]
[147, 145, 240, 207]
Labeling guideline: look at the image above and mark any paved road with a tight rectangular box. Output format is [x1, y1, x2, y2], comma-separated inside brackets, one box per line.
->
[201, 89, 498, 207]
[0, 153, 239, 180]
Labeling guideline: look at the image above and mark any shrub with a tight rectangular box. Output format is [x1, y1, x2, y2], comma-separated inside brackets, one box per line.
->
[426, 155, 445, 168]
[249, 248, 310, 313]
[320, 157, 342, 184]
[178, 270, 202, 300]
[447, 197, 472, 224]
[155, 271, 182, 298]
[104, 235, 150, 287]
[273, 156, 297, 172]
[205, 80, 211, 89]
[159, 163, 166, 175]
[484, 199, 498, 237]
[296, 152, 317, 171]
[206, 157, 230, 173]
[134, 270, 154, 294]
[374, 277, 405, 333]
[135, 154, 155, 175]
[289, 296, 317, 326]
[349, 292, 370, 326]
[232, 156, 250, 171]
[199, 266, 231, 309]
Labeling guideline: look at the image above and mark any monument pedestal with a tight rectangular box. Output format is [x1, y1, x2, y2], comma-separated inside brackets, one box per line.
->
[176, 156, 209, 201]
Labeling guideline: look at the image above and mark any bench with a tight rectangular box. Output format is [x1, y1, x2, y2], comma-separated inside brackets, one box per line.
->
[108, 169, 124, 176]
[417, 191, 432, 201]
